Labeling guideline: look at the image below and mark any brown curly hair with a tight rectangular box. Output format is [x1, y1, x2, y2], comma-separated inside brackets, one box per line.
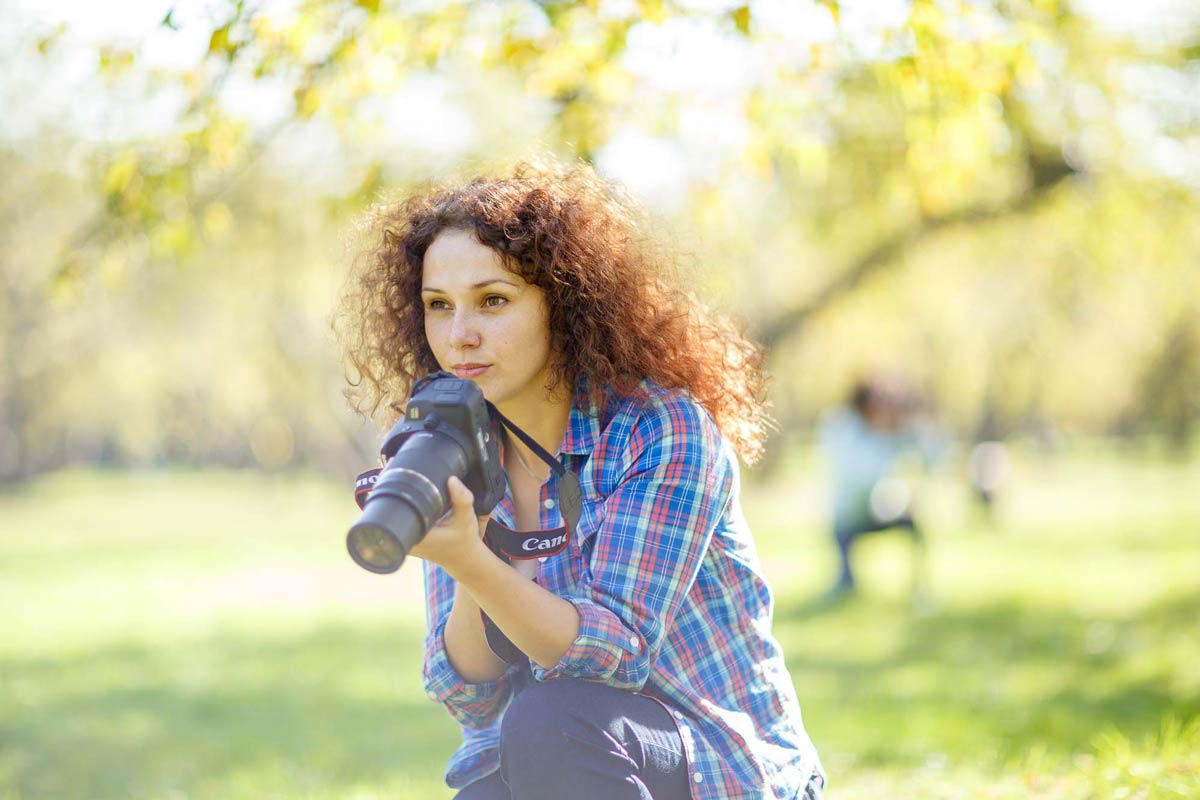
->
[336, 160, 771, 462]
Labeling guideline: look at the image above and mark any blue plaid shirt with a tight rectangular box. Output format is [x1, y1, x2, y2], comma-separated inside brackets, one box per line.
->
[422, 382, 824, 799]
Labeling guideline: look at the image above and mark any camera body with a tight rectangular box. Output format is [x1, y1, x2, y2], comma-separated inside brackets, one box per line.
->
[382, 372, 506, 515]
[346, 372, 505, 573]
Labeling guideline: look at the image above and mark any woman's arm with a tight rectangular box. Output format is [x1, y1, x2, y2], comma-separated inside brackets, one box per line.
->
[426, 479, 582, 672]
[448, 543, 581, 671]
[417, 479, 580, 681]
[441, 580, 509, 681]
[424, 393, 730, 689]
[418, 491, 534, 728]
[530, 394, 732, 690]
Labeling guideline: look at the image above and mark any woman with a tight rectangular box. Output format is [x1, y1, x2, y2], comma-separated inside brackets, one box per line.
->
[339, 161, 824, 800]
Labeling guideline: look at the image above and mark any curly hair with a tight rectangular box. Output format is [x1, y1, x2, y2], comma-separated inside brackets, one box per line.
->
[336, 160, 771, 462]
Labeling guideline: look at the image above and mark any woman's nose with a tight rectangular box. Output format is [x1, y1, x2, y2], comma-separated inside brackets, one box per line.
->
[449, 310, 481, 348]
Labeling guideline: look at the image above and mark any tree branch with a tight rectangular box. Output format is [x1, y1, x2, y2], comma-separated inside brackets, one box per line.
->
[755, 150, 1080, 351]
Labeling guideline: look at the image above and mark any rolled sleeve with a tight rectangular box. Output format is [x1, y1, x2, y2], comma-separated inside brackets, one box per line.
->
[531, 595, 643, 685]
[422, 561, 513, 729]
[534, 393, 731, 691]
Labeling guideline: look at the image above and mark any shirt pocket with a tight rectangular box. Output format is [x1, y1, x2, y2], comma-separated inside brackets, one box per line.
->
[540, 498, 598, 593]
[573, 495, 604, 564]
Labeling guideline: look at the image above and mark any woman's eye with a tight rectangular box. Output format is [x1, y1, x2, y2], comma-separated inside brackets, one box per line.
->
[426, 299, 449, 311]
[482, 295, 508, 308]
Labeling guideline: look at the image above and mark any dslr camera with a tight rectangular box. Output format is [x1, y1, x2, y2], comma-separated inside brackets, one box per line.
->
[346, 371, 506, 573]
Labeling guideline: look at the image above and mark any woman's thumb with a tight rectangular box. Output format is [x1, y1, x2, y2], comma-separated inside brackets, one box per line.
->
[446, 475, 475, 511]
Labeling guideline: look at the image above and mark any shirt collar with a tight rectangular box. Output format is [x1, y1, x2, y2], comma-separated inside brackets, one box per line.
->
[560, 377, 602, 456]
[561, 398, 601, 456]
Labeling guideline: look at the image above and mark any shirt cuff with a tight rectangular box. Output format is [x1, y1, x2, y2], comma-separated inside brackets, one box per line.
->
[531, 595, 644, 685]
[423, 621, 512, 727]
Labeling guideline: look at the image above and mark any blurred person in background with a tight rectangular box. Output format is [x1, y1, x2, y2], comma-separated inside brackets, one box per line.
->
[817, 373, 943, 604]
[968, 439, 1012, 522]
[339, 161, 824, 800]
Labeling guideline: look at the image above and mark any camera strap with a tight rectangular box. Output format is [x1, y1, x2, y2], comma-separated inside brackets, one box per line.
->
[482, 405, 586, 665]
[352, 408, 582, 532]
[353, 469, 380, 510]
[350, 403, 584, 668]
[487, 403, 583, 537]
[484, 518, 568, 560]
[480, 517, 566, 664]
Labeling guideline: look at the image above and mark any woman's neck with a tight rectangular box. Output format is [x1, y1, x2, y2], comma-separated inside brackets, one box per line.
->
[495, 386, 573, 460]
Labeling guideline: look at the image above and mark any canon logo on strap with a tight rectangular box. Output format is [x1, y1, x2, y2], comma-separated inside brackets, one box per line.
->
[485, 518, 569, 560]
[521, 533, 567, 552]
[353, 468, 382, 510]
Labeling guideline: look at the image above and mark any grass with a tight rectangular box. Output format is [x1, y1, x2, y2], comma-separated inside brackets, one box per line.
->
[1, 444, 1198, 799]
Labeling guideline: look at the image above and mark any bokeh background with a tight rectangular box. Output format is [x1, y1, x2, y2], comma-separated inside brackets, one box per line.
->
[2, 1, 1198, 798]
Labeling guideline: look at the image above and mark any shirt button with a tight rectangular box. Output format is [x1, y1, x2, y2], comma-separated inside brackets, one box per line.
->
[543, 499, 555, 509]
[630, 635, 639, 650]
[694, 773, 704, 784]
[673, 710, 683, 719]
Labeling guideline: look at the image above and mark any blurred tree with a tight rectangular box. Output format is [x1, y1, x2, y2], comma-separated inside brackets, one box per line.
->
[3, 0, 1198, 477]
[1136, 310, 1200, 452]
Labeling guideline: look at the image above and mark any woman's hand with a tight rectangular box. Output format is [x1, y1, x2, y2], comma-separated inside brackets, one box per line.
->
[408, 476, 492, 578]
[418, 479, 581, 674]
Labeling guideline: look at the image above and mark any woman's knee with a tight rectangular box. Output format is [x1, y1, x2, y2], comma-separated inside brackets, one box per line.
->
[452, 769, 510, 800]
[500, 678, 588, 760]
[499, 680, 689, 800]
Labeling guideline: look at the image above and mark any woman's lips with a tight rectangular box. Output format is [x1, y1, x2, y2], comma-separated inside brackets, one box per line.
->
[452, 364, 490, 379]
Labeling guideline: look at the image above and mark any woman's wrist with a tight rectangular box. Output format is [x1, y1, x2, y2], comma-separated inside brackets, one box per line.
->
[444, 579, 508, 683]
[440, 534, 499, 586]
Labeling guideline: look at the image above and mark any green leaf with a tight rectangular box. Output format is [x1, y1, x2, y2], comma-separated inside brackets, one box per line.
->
[817, 0, 839, 24]
[36, 23, 67, 54]
[98, 46, 134, 73]
[732, 5, 751, 35]
[208, 24, 234, 58]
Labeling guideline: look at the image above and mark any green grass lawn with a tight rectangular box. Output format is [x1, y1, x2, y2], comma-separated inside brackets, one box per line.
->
[2, 444, 1198, 799]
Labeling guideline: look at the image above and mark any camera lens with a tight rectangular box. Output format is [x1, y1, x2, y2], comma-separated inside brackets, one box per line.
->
[347, 522, 409, 574]
[345, 430, 469, 573]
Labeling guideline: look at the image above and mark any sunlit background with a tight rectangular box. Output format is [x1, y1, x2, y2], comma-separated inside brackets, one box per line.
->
[2, 1, 1198, 798]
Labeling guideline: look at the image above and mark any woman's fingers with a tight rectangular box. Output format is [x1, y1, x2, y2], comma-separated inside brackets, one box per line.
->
[411, 477, 482, 564]
[447, 477, 493, 540]
[446, 475, 475, 511]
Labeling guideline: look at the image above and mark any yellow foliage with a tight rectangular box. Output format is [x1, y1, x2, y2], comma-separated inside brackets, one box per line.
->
[98, 46, 134, 73]
[203, 203, 234, 240]
[103, 150, 139, 195]
[150, 220, 195, 259]
[36, 23, 66, 55]
[203, 119, 244, 170]
[11, 0, 1200, 461]
[592, 63, 633, 104]
[638, 0, 669, 25]
[251, 16, 284, 50]
[208, 25, 235, 58]
[817, 0, 840, 25]
[250, 415, 295, 470]
[294, 84, 321, 118]
[732, 6, 751, 35]
[100, 254, 127, 290]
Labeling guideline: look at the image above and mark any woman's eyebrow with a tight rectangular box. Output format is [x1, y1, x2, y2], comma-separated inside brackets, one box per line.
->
[421, 279, 521, 293]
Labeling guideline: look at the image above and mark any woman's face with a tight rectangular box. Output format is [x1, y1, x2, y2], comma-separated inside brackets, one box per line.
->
[421, 228, 556, 412]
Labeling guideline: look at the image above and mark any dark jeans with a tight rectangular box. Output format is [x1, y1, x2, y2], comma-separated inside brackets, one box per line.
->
[834, 514, 923, 590]
[452, 678, 691, 800]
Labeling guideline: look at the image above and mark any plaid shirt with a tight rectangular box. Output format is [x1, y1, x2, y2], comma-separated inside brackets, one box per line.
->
[422, 382, 824, 799]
